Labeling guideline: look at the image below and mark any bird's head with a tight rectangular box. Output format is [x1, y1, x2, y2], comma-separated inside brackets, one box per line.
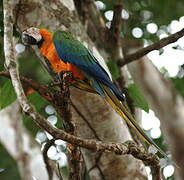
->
[22, 27, 43, 46]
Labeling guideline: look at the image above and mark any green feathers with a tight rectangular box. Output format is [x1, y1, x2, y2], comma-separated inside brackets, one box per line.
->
[53, 31, 88, 57]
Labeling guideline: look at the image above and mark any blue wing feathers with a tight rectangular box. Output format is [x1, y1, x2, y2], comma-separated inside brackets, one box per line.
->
[91, 79, 105, 97]
[53, 31, 124, 101]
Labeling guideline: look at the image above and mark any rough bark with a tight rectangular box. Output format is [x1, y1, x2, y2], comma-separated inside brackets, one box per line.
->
[71, 88, 147, 180]
[13, 0, 147, 179]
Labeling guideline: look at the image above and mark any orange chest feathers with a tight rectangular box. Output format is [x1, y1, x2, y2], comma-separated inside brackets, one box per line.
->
[39, 40, 84, 80]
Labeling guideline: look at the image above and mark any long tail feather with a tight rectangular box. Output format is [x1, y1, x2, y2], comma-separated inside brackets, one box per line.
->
[102, 85, 168, 158]
[72, 79, 96, 94]
[73, 80, 168, 158]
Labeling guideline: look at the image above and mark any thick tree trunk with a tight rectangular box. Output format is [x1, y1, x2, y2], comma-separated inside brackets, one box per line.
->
[13, 0, 147, 179]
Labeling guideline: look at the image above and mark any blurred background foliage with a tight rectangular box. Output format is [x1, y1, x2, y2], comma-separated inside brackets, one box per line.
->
[0, 143, 21, 180]
[0, 0, 184, 179]
[100, 0, 184, 40]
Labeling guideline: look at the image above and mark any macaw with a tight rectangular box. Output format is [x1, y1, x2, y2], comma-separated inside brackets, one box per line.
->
[22, 27, 167, 158]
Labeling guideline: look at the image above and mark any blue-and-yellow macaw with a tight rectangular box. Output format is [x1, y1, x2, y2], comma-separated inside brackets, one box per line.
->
[22, 27, 167, 158]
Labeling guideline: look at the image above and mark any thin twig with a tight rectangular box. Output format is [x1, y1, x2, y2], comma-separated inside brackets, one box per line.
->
[96, 164, 106, 180]
[118, 28, 184, 66]
[0, 71, 53, 99]
[57, 163, 64, 180]
[88, 153, 106, 180]
[42, 139, 55, 180]
[8, 95, 161, 170]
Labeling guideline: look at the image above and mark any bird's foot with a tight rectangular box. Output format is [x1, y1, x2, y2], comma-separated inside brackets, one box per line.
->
[47, 71, 73, 88]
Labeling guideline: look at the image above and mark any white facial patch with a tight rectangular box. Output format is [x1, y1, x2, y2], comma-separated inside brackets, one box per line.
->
[23, 27, 42, 42]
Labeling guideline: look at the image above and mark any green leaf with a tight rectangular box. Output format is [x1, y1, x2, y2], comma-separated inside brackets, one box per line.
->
[106, 60, 120, 79]
[171, 77, 184, 97]
[128, 83, 149, 112]
[0, 80, 17, 109]
[22, 114, 39, 137]
[27, 92, 48, 111]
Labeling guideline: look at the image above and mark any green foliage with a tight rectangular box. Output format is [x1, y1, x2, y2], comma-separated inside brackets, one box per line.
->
[0, 143, 21, 180]
[154, 135, 168, 156]
[0, 80, 17, 109]
[27, 92, 48, 111]
[128, 83, 149, 112]
[60, 167, 69, 178]
[22, 114, 39, 137]
[106, 60, 120, 79]
[171, 77, 184, 98]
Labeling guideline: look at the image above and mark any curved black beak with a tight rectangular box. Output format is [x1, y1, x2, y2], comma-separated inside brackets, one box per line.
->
[22, 33, 37, 45]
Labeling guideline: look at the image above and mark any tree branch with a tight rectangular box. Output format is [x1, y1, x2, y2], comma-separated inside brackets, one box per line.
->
[110, 2, 124, 60]
[57, 72, 83, 180]
[118, 28, 184, 66]
[42, 139, 56, 180]
[0, 71, 53, 101]
[0, 71, 159, 160]
[3, 1, 32, 179]
[110, 3, 123, 37]
[0, 73, 160, 172]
